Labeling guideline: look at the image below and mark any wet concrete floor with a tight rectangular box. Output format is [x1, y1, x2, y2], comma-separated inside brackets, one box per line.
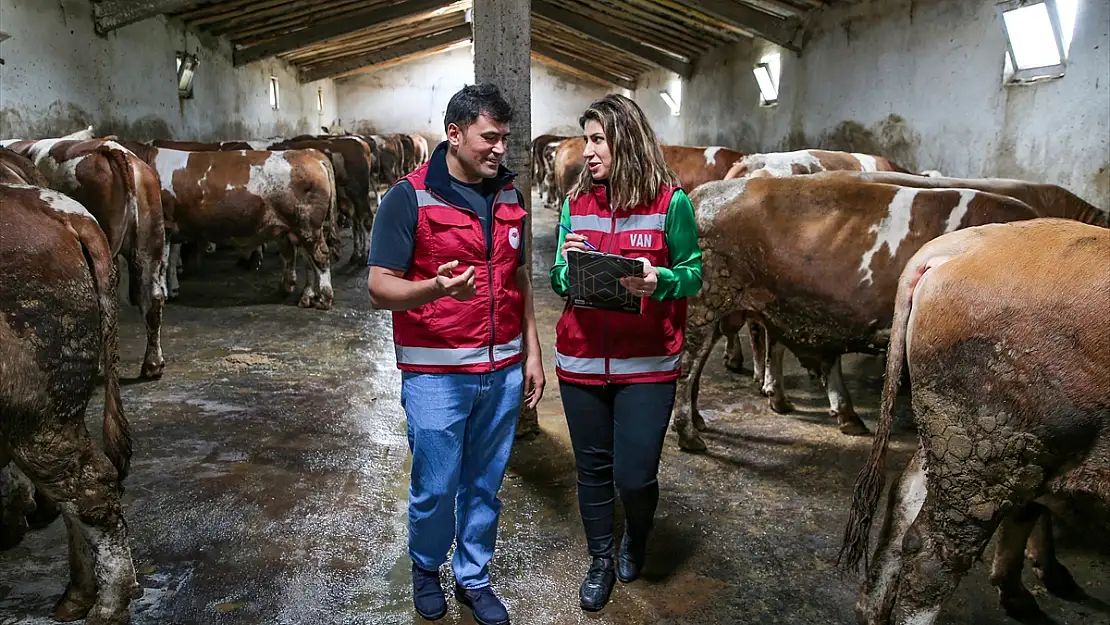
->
[1, 194, 1108, 625]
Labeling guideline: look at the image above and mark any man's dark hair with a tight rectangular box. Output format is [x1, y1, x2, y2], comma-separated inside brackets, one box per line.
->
[444, 83, 513, 132]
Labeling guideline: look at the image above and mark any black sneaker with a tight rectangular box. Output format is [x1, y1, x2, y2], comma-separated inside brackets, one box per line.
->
[411, 563, 447, 620]
[579, 556, 615, 612]
[454, 582, 510, 625]
[617, 533, 647, 583]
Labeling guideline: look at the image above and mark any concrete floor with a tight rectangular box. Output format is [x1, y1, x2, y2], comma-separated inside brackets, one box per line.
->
[1, 196, 1108, 625]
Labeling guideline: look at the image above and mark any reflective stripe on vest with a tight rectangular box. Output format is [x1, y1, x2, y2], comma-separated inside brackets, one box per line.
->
[415, 188, 520, 208]
[555, 351, 680, 375]
[569, 213, 666, 233]
[396, 334, 523, 367]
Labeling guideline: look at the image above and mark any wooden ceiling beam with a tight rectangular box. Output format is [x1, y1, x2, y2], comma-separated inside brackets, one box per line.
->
[677, 0, 801, 51]
[288, 16, 462, 67]
[234, 0, 453, 66]
[93, 0, 210, 33]
[208, 0, 370, 35]
[531, 42, 637, 90]
[532, 0, 691, 77]
[301, 23, 472, 82]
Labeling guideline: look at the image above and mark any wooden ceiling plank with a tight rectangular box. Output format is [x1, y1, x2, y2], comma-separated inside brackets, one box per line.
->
[533, 0, 691, 76]
[289, 18, 463, 67]
[94, 0, 210, 33]
[532, 43, 636, 90]
[675, 0, 800, 50]
[234, 0, 453, 65]
[300, 23, 472, 82]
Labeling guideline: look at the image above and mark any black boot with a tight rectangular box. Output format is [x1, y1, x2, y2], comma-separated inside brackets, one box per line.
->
[617, 533, 646, 583]
[579, 556, 615, 612]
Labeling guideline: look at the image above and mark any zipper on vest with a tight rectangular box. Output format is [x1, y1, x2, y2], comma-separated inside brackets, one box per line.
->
[486, 202, 496, 372]
[603, 204, 616, 382]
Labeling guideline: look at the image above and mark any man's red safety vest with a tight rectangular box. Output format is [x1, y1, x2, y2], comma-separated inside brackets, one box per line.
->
[390, 163, 527, 374]
[555, 183, 686, 385]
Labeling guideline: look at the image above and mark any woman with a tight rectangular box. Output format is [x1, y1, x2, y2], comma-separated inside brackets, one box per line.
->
[549, 94, 703, 611]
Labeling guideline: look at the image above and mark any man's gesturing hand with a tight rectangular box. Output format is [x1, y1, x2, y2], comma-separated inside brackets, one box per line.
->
[435, 260, 477, 301]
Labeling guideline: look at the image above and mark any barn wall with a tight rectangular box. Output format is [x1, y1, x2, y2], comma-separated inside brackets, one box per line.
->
[643, 0, 1110, 206]
[334, 46, 616, 142]
[0, 0, 336, 142]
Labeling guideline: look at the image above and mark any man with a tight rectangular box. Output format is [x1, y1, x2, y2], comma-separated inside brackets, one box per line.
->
[367, 83, 545, 625]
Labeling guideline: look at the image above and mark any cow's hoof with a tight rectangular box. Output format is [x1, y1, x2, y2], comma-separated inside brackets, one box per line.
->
[140, 360, 165, 380]
[768, 395, 794, 414]
[313, 297, 334, 311]
[723, 359, 746, 374]
[83, 603, 132, 625]
[677, 432, 707, 453]
[129, 582, 144, 599]
[838, 414, 870, 436]
[168, 290, 180, 301]
[297, 294, 314, 308]
[999, 587, 1051, 624]
[347, 254, 365, 266]
[53, 590, 95, 622]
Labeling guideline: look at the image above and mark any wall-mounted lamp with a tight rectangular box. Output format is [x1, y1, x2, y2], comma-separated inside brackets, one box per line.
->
[753, 62, 778, 106]
[660, 90, 680, 116]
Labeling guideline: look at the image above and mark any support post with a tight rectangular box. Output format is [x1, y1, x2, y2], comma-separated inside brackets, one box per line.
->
[472, 0, 540, 439]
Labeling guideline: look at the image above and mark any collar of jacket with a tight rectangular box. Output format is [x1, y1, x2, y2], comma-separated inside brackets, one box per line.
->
[425, 140, 517, 211]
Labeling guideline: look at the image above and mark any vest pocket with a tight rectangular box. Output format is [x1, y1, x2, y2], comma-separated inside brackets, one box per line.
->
[424, 209, 478, 261]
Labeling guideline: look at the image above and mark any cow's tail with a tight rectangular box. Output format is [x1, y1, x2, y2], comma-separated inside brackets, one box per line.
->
[322, 156, 342, 256]
[78, 218, 132, 482]
[838, 257, 926, 573]
[101, 146, 141, 306]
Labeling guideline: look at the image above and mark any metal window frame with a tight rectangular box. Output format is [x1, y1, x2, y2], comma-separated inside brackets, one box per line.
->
[176, 52, 199, 99]
[997, 0, 1068, 84]
[269, 76, 280, 110]
[754, 62, 779, 107]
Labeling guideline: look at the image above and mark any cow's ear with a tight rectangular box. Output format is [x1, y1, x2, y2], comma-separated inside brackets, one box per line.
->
[321, 126, 329, 133]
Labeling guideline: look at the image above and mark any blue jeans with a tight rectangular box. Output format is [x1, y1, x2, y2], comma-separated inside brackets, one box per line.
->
[401, 364, 522, 588]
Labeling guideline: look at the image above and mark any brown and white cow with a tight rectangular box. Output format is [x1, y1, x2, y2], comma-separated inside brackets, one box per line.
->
[0, 183, 138, 624]
[840, 218, 1109, 625]
[552, 136, 586, 208]
[0, 147, 48, 185]
[531, 134, 571, 205]
[1, 138, 168, 379]
[151, 139, 253, 151]
[663, 145, 746, 191]
[409, 133, 430, 168]
[724, 149, 911, 180]
[674, 175, 1047, 451]
[126, 145, 339, 310]
[269, 135, 375, 265]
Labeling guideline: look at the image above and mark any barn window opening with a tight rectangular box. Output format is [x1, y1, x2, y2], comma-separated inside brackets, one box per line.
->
[999, 0, 1080, 83]
[753, 52, 780, 107]
[316, 87, 324, 113]
[176, 52, 198, 99]
[269, 76, 280, 110]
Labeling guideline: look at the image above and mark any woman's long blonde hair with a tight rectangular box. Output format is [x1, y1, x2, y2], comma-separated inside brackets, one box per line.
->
[569, 94, 679, 210]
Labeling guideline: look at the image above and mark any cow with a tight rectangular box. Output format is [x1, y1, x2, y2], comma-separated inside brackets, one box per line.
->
[125, 144, 340, 310]
[531, 134, 571, 202]
[151, 139, 253, 151]
[269, 135, 375, 265]
[367, 134, 405, 186]
[672, 175, 1049, 451]
[541, 140, 563, 208]
[0, 147, 47, 185]
[724, 149, 912, 180]
[397, 133, 416, 173]
[552, 136, 587, 209]
[409, 133, 430, 167]
[839, 218, 1109, 625]
[663, 145, 746, 191]
[0, 183, 138, 625]
[1, 138, 168, 379]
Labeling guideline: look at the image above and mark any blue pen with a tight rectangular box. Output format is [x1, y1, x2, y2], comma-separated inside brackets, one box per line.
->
[558, 223, 599, 251]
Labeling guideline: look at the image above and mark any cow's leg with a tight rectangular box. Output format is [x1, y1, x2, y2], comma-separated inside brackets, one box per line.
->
[856, 448, 927, 625]
[237, 245, 263, 271]
[0, 461, 35, 549]
[299, 235, 334, 311]
[989, 502, 1050, 622]
[762, 339, 794, 413]
[750, 320, 766, 387]
[721, 312, 746, 374]
[166, 242, 182, 300]
[821, 356, 869, 435]
[889, 489, 1005, 625]
[1025, 505, 1083, 599]
[133, 240, 167, 380]
[11, 433, 136, 625]
[278, 236, 298, 296]
[674, 319, 721, 451]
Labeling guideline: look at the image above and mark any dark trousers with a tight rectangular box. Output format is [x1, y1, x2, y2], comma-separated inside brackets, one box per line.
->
[559, 380, 676, 557]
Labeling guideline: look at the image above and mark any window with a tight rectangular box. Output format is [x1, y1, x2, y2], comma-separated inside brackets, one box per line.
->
[659, 76, 682, 116]
[176, 52, 198, 99]
[998, 0, 1081, 83]
[753, 52, 781, 107]
[316, 87, 324, 113]
[268, 76, 280, 110]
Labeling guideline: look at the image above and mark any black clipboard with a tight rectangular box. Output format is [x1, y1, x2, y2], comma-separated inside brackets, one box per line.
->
[566, 249, 645, 314]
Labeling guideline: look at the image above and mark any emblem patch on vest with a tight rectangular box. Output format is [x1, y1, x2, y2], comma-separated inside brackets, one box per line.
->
[508, 227, 521, 250]
[628, 233, 655, 248]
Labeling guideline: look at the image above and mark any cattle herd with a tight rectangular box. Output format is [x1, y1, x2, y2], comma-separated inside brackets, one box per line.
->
[0, 124, 1106, 625]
